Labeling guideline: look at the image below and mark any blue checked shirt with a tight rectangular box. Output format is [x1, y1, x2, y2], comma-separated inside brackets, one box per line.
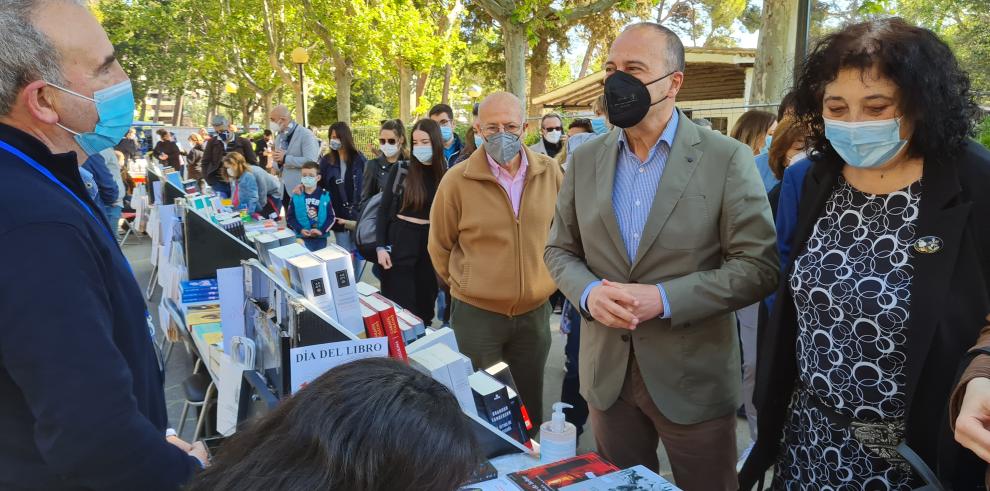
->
[580, 110, 679, 319]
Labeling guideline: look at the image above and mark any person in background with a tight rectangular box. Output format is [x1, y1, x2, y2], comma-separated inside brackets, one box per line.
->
[546, 23, 778, 489]
[152, 128, 182, 174]
[223, 152, 265, 215]
[100, 147, 125, 233]
[568, 118, 594, 136]
[731, 110, 776, 156]
[429, 103, 463, 165]
[186, 358, 479, 491]
[184, 133, 205, 181]
[81, 149, 120, 223]
[590, 94, 610, 134]
[529, 113, 565, 158]
[116, 150, 135, 212]
[430, 92, 563, 430]
[202, 114, 256, 197]
[765, 115, 808, 208]
[454, 103, 481, 166]
[115, 127, 139, 168]
[269, 105, 320, 202]
[361, 119, 407, 206]
[318, 122, 366, 260]
[377, 119, 446, 324]
[255, 129, 274, 170]
[739, 18, 990, 489]
[754, 91, 798, 193]
[0, 1, 205, 488]
[286, 161, 335, 252]
[198, 127, 211, 142]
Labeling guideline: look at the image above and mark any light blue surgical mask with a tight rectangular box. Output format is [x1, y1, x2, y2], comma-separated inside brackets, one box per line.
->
[591, 117, 609, 135]
[474, 134, 484, 148]
[762, 134, 773, 155]
[50, 79, 135, 156]
[824, 117, 907, 169]
[413, 145, 433, 164]
[440, 125, 454, 142]
[301, 176, 318, 188]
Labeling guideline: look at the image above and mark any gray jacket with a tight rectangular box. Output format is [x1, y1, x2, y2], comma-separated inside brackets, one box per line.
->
[99, 148, 125, 208]
[245, 165, 282, 201]
[276, 123, 320, 192]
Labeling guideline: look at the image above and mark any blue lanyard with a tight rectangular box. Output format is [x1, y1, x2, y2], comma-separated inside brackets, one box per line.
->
[0, 139, 116, 244]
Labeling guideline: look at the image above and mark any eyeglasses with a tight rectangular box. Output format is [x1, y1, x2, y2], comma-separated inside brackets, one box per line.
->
[379, 138, 398, 145]
[543, 126, 563, 132]
[480, 123, 523, 136]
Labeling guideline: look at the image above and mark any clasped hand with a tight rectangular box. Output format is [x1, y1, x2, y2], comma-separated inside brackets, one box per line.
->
[586, 279, 663, 330]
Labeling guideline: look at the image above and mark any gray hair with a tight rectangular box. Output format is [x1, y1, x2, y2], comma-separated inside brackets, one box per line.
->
[625, 22, 686, 72]
[0, 0, 80, 116]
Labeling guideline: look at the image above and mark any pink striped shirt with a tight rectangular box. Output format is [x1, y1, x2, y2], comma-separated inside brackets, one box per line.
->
[486, 150, 529, 217]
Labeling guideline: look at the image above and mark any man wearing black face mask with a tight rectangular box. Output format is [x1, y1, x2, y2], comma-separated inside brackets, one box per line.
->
[545, 23, 778, 490]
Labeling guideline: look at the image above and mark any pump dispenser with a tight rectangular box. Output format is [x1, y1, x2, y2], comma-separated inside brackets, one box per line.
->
[539, 402, 577, 463]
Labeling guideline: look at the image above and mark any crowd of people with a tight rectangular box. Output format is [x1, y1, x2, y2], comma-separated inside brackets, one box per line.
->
[2, 1, 990, 490]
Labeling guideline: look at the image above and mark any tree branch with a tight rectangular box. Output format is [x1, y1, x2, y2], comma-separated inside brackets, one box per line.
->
[559, 0, 626, 22]
[473, 0, 513, 21]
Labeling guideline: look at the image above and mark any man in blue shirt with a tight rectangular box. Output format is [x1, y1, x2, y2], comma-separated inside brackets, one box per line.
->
[429, 103, 464, 166]
[0, 2, 204, 489]
[545, 23, 778, 489]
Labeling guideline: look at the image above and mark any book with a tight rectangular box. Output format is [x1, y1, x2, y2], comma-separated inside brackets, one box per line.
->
[271, 229, 298, 247]
[558, 465, 680, 490]
[253, 234, 281, 266]
[191, 322, 223, 346]
[359, 300, 386, 338]
[185, 304, 221, 327]
[361, 295, 407, 362]
[469, 372, 512, 431]
[312, 245, 363, 337]
[356, 282, 380, 297]
[507, 453, 620, 491]
[408, 343, 477, 415]
[286, 254, 337, 318]
[462, 461, 499, 487]
[268, 243, 310, 284]
[398, 317, 417, 344]
[407, 326, 459, 355]
[396, 308, 426, 339]
[486, 362, 534, 432]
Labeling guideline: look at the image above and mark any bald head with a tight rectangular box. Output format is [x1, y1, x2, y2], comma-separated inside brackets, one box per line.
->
[475, 91, 527, 141]
[269, 104, 293, 132]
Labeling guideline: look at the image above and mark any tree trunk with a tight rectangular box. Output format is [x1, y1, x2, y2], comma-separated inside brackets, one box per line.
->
[503, 20, 528, 108]
[749, 0, 798, 104]
[442, 64, 453, 105]
[173, 89, 185, 126]
[335, 58, 353, 125]
[528, 36, 551, 118]
[414, 70, 431, 115]
[399, 63, 413, 123]
[578, 41, 596, 78]
[152, 87, 163, 123]
[262, 91, 275, 123]
[139, 99, 148, 122]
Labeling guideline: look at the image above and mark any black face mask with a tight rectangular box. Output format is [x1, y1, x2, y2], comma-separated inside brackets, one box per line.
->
[604, 70, 675, 128]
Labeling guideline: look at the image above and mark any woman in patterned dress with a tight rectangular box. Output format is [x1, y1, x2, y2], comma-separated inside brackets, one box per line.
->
[739, 18, 990, 490]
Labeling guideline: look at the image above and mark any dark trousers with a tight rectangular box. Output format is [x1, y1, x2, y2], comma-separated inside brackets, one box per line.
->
[206, 177, 230, 198]
[450, 298, 551, 431]
[560, 302, 589, 433]
[589, 353, 738, 491]
[381, 220, 437, 324]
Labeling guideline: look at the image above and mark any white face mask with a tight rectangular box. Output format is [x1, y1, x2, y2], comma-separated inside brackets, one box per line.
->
[544, 130, 562, 145]
[226, 167, 236, 177]
[413, 145, 433, 164]
[381, 143, 399, 158]
[329, 139, 342, 151]
[269, 121, 282, 134]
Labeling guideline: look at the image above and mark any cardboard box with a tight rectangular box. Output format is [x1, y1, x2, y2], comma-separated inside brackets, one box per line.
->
[409, 344, 477, 415]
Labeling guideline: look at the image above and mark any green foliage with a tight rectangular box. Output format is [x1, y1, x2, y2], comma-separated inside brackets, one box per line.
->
[978, 117, 990, 149]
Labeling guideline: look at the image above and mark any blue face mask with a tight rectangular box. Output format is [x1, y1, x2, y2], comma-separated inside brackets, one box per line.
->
[300, 176, 318, 188]
[762, 134, 773, 155]
[440, 125, 454, 142]
[413, 145, 434, 164]
[474, 134, 484, 148]
[50, 80, 135, 156]
[591, 117, 609, 135]
[824, 117, 907, 169]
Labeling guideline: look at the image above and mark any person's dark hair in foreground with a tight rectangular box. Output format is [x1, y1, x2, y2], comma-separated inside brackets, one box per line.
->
[186, 358, 480, 491]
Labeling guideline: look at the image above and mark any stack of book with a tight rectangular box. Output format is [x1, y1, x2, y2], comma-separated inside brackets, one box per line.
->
[276, 244, 364, 338]
[408, 343, 476, 414]
[469, 363, 532, 448]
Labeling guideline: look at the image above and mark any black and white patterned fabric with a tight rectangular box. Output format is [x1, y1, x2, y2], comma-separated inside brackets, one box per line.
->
[773, 177, 923, 490]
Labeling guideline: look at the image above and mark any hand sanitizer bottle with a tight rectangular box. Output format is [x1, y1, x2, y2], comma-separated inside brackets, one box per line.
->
[539, 402, 577, 463]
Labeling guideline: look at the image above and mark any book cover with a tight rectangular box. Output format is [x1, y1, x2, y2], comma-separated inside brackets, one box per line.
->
[486, 362, 534, 432]
[185, 304, 221, 327]
[268, 243, 310, 284]
[312, 245, 363, 337]
[507, 453, 620, 491]
[362, 295, 407, 362]
[359, 300, 386, 338]
[356, 282, 380, 297]
[253, 233, 280, 266]
[286, 254, 338, 319]
[407, 326, 459, 355]
[396, 308, 426, 339]
[271, 229, 298, 247]
[461, 461, 499, 487]
[469, 372, 514, 435]
[558, 465, 680, 491]
[191, 322, 223, 346]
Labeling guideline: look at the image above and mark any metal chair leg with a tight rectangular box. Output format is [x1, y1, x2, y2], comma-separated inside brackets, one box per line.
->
[177, 401, 191, 439]
[145, 263, 158, 300]
[192, 383, 216, 442]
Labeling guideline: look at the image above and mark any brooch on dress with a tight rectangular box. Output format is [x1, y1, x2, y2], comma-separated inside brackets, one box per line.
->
[913, 236, 943, 254]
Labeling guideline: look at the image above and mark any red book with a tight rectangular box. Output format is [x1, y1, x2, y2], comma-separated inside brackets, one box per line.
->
[507, 453, 619, 491]
[362, 295, 408, 362]
[359, 300, 385, 339]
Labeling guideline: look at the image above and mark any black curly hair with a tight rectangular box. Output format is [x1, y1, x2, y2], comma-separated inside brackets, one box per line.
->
[793, 17, 978, 165]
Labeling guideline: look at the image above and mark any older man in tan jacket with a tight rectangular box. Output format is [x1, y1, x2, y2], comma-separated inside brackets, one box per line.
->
[429, 92, 562, 427]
